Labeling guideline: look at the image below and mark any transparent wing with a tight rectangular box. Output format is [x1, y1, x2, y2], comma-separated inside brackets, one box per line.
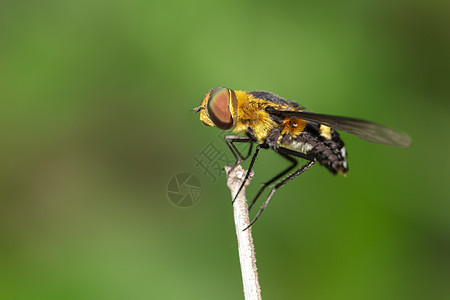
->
[265, 107, 411, 146]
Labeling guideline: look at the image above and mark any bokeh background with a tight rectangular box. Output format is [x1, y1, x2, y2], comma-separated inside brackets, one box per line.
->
[1, 0, 449, 299]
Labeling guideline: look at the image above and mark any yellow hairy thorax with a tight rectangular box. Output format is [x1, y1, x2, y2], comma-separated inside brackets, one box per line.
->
[231, 90, 278, 143]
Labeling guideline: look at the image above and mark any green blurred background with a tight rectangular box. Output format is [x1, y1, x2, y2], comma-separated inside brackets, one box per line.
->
[1, 0, 449, 299]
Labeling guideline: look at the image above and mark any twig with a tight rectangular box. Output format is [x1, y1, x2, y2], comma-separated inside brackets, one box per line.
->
[225, 165, 262, 300]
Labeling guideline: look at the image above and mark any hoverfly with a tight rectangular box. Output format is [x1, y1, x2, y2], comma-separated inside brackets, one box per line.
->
[194, 87, 410, 228]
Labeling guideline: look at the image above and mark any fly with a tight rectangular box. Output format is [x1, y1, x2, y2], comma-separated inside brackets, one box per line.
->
[194, 87, 411, 228]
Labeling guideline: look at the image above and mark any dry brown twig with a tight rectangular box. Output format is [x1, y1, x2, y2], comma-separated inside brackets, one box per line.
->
[224, 165, 262, 300]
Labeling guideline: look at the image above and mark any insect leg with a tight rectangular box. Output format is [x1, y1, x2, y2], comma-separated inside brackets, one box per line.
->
[278, 147, 315, 160]
[248, 152, 297, 212]
[243, 143, 254, 161]
[248, 147, 314, 210]
[244, 159, 316, 230]
[224, 135, 254, 170]
[232, 143, 268, 203]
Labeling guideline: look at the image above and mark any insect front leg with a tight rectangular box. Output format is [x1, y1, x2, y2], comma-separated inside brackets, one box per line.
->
[231, 143, 270, 203]
[224, 135, 254, 171]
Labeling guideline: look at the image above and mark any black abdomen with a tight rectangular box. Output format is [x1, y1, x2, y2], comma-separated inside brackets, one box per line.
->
[279, 122, 348, 174]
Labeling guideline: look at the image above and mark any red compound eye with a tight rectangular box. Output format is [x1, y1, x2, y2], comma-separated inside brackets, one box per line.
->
[206, 87, 233, 130]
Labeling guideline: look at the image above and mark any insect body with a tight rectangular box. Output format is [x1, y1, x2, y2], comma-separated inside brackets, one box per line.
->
[194, 87, 410, 228]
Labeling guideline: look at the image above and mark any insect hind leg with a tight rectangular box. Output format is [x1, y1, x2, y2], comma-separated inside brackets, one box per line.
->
[244, 159, 316, 230]
[248, 152, 297, 212]
[248, 146, 314, 211]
